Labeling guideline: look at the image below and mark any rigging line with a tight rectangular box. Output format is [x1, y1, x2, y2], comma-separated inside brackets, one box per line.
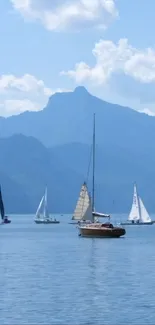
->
[86, 143, 93, 185]
[80, 143, 93, 217]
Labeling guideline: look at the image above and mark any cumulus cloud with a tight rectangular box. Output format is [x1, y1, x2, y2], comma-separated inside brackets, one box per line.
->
[0, 74, 52, 96]
[61, 38, 155, 84]
[0, 74, 69, 116]
[0, 99, 40, 115]
[60, 38, 155, 115]
[10, 0, 118, 31]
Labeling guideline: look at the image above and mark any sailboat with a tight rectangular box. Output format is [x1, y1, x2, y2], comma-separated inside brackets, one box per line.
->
[34, 188, 60, 224]
[0, 186, 11, 224]
[78, 114, 126, 238]
[69, 182, 94, 224]
[120, 183, 153, 225]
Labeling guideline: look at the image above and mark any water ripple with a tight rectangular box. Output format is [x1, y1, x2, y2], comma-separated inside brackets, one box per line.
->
[0, 215, 155, 324]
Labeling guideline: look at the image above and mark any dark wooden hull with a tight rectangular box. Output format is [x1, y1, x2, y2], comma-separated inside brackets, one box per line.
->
[79, 224, 126, 238]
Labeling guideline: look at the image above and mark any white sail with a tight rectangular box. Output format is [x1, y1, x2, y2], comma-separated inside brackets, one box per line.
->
[128, 184, 140, 221]
[35, 188, 49, 220]
[43, 187, 49, 219]
[139, 197, 151, 223]
[72, 182, 93, 221]
[35, 195, 44, 219]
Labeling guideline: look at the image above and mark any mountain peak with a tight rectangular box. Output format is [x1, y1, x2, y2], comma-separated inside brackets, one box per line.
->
[73, 86, 89, 94]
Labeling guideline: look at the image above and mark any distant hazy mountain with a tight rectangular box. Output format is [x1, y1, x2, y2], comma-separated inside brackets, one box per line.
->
[0, 135, 83, 214]
[1, 86, 155, 150]
[0, 133, 155, 214]
[1, 87, 155, 214]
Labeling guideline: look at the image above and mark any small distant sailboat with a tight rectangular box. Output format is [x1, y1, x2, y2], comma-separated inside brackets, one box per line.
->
[0, 186, 11, 224]
[120, 183, 153, 225]
[34, 188, 60, 224]
[69, 182, 93, 224]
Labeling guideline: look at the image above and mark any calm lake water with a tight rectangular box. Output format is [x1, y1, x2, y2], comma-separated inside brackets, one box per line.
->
[0, 214, 155, 324]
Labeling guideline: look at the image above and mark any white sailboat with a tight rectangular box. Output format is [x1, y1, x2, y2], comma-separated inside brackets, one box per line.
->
[121, 183, 153, 225]
[69, 182, 93, 224]
[34, 188, 60, 224]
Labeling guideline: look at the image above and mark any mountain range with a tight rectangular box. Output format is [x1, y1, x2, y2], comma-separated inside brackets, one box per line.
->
[0, 86, 155, 214]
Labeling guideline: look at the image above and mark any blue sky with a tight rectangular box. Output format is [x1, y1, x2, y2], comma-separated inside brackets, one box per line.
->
[0, 0, 155, 116]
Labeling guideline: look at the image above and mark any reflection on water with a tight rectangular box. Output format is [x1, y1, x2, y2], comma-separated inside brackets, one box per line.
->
[0, 214, 155, 324]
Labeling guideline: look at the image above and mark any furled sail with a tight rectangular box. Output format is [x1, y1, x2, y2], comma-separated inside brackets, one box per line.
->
[128, 184, 140, 221]
[93, 212, 110, 218]
[72, 182, 93, 221]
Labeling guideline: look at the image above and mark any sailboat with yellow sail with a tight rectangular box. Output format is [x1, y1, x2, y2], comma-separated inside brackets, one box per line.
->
[78, 114, 126, 238]
[69, 182, 93, 224]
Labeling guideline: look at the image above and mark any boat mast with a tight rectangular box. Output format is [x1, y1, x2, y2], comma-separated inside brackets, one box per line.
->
[92, 113, 95, 215]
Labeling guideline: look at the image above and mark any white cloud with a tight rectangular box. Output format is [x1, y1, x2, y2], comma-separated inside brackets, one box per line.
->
[125, 49, 155, 83]
[0, 74, 52, 96]
[10, 0, 118, 31]
[61, 38, 155, 84]
[0, 99, 40, 115]
[0, 73, 70, 116]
